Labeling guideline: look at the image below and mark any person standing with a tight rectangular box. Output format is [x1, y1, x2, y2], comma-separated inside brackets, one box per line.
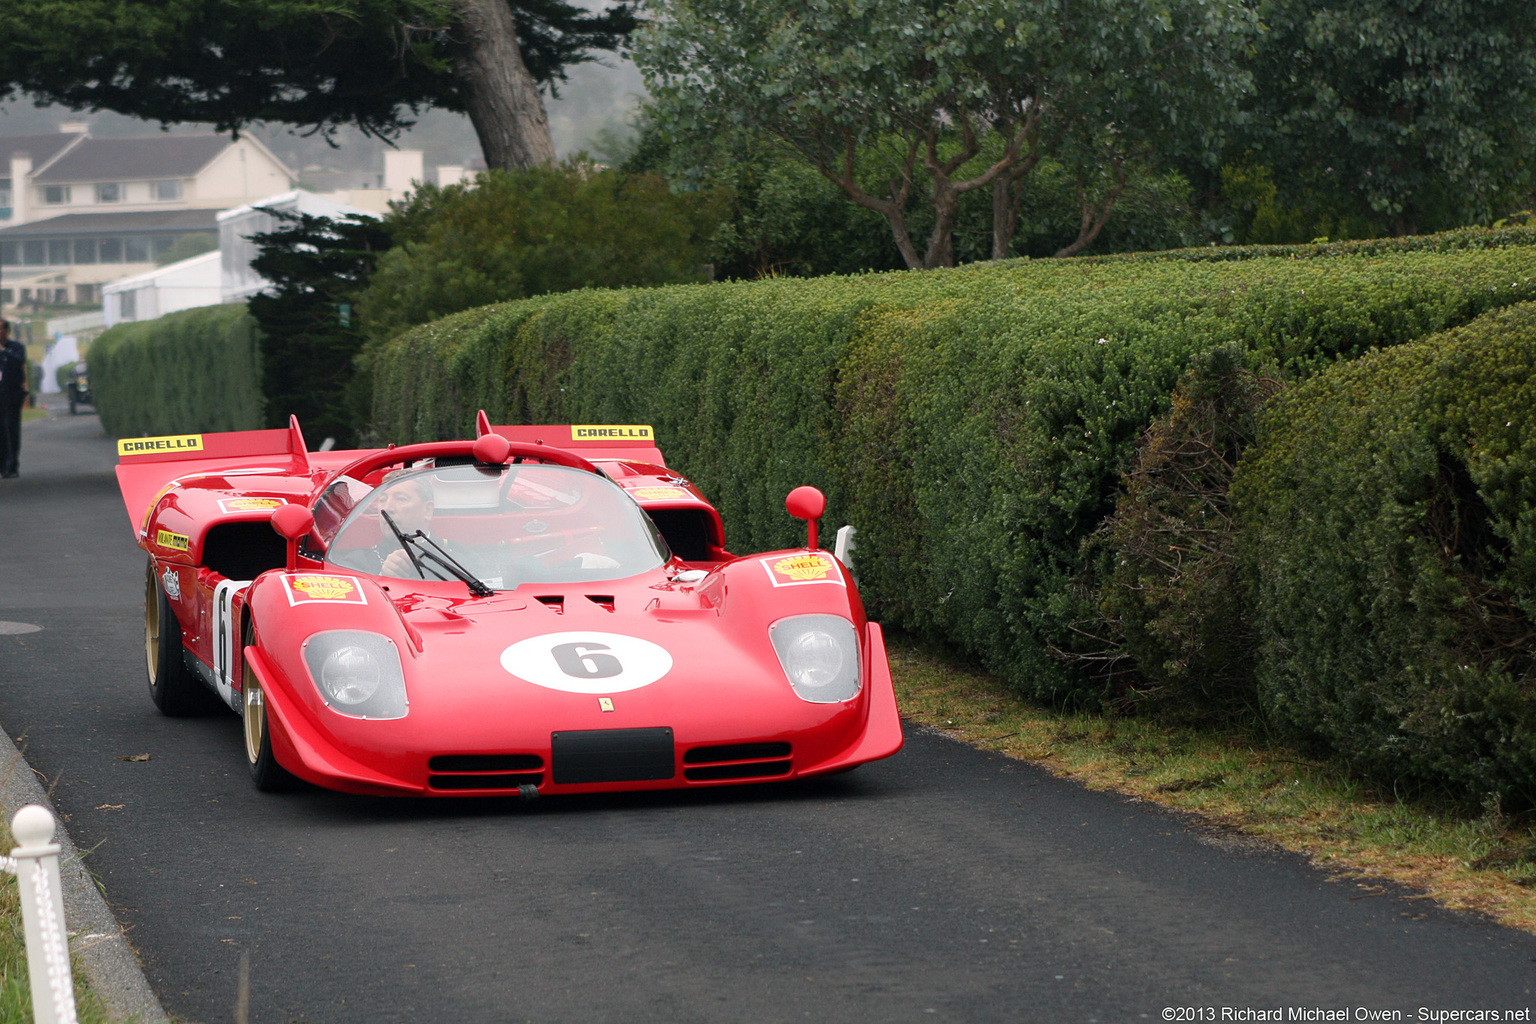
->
[0, 320, 28, 478]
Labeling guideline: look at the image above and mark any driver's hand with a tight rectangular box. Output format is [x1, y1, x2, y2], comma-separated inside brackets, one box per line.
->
[381, 549, 415, 576]
[573, 552, 619, 569]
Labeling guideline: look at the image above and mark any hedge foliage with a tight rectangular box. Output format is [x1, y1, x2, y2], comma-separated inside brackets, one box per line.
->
[90, 304, 263, 438]
[1234, 302, 1536, 805]
[369, 231, 1536, 709]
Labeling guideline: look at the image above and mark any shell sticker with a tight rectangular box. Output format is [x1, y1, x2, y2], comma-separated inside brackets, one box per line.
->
[761, 552, 845, 588]
[501, 632, 673, 694]
[218, 497, 286, 514]
[156, 529, 190, 552]
[571, 425, 653, 441]
[283, 574, 368, 606]
[629, 486, 691, 501]
[118, 434, 205, 457]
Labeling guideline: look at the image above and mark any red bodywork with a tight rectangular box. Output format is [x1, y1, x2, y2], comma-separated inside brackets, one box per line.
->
[117, 419, 903, 796]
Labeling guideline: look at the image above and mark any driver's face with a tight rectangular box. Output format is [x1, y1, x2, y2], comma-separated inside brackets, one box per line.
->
[380, 482, 433, 534]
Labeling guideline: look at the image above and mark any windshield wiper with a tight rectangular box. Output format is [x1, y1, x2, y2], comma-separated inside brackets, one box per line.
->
[379, 510, 427, 578]
[412, 533, 495, 598]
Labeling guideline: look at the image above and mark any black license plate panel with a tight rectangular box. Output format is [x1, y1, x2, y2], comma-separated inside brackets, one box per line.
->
[551, 727, 676, 784]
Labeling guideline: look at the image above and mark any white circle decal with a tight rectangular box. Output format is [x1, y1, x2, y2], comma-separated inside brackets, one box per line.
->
[500, 632, 674, 693]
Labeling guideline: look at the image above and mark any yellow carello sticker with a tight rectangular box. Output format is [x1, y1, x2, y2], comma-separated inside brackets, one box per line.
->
[630, 486, 690, 501]
[283, 574, 367, 606]
[571, 425, 654, 442]
[118, 434, 205, 456]
[156, 529, 190, 552]
[762, 552, 844, 587]
[218, 497, 286, 514]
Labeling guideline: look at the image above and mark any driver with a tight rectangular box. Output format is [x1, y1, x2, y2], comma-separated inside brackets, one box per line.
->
[376, 473, 437, 577]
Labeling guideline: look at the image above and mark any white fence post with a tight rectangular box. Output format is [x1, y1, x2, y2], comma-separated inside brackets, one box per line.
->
[9, 805, 78, 1024]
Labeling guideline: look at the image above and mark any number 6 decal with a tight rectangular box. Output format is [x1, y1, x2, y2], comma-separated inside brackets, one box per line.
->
[501, 632, 673, 693]
[552, 642, 622, 679]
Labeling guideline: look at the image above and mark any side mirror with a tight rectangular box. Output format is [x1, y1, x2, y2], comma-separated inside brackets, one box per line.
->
[472, 433, 511, 465]
[785, 486, 826, 550]
[270, 504, 315, 571]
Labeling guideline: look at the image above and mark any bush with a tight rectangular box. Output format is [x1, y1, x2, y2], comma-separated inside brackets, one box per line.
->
[90, 305, 263, 437]
[1234, 301, 1536, 805]
[369, 231, 1536, 708]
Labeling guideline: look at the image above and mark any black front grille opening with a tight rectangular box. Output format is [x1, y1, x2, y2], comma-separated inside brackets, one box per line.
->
[430, 772, 544, 791]
[429, 754, 544, 773]
[684, 742, 792, 765]
[684, 760, 793, 782]
[648, 508, 716, 562]
[552, 727, 675, 784]
[536, 595, 564, 612]
[585, 595, 614, 611]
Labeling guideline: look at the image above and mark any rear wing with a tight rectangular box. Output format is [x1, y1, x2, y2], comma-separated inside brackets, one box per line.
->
[475, 412, 667, 467]
[115, 417, 312, 536]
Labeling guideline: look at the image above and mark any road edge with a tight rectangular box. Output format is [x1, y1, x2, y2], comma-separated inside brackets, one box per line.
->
[0, 731, 170, 1024]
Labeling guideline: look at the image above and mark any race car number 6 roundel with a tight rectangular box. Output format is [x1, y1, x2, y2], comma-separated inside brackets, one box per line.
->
[500, 632, 674, 693]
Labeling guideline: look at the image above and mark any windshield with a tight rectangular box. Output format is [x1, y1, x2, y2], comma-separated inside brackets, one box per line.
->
[325, 462, 669, 588]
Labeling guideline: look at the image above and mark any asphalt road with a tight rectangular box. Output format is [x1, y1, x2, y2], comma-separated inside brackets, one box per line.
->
[2, 400, 1535, 1024]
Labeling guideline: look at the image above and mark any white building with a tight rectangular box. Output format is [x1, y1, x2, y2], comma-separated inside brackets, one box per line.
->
[101, 250, 222, 327]
[217, 190, 377, 304]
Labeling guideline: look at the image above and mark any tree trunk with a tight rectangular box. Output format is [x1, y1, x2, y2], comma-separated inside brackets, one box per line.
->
[455, 0, 557, 170]
[991, 151, 1041, 260]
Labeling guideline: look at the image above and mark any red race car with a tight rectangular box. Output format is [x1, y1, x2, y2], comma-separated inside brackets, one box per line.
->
[116, 417, 902, 796]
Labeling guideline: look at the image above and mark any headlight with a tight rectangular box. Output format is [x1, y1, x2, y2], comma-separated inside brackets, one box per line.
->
[302, 630, 408, 719]
[769, 614, 861, 703]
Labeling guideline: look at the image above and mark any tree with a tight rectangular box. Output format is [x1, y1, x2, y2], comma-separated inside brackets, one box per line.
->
[633, 0, 1254, 268]
[1242, 0, 1536, 235]
[0, 0, 634, 170]
[247, 212, 394, 445]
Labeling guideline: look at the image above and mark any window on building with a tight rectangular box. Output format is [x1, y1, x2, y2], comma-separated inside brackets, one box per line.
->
[75, 284, 95, 304]
[0, 242, 15, 266]
[0, 290, 11, 305]
[42, 185, 70, 205]
[96, 182, 121, 203]
[154, 180, 183, 201]
[124, 236, 150, 262]
[22, 240, 45, 266]
[0, 177, 11, 220]
[152, 236, 173, 258]
[73, 239, 97, 264]
[47, 240, 71, 265]
[98, 238, 122, 263]
[119, 289, 137, 320]
[51, 288, 67, 304]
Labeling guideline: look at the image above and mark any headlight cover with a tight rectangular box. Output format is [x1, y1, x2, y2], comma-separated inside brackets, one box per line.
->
[769, 614, 861, 703]
[301, 630, 408, 719]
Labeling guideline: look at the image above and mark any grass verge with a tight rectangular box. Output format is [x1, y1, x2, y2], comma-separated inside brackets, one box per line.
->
[0, 824, 113, 1023]
[886, 632, 1536, 933]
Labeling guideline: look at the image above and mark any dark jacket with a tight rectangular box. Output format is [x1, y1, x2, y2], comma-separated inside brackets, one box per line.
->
[0, 340, 27, 394]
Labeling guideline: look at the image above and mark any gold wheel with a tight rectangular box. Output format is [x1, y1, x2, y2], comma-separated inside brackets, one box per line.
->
[243, 658, 266, 768]
[144, 565, 160, 684]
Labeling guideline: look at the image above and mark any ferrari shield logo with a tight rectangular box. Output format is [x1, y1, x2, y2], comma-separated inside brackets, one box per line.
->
[599, 697, 615, 712]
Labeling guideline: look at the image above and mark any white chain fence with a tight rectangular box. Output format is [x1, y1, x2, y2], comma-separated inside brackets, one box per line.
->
[3, 805, 78, 1024]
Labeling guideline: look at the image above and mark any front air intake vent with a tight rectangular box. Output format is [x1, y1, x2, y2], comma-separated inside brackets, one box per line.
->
[429, 772, 544, 791]
[684, 760, 792, 782]
[429, 754, 544, 773]
[683, 742, 792, 765]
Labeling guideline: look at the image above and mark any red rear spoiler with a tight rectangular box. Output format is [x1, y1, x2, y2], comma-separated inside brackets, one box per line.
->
[115, 417, 312, 536]
[474, 411, 667, 466]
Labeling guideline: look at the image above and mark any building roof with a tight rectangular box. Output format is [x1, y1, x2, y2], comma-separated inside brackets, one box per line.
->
[0, 132, 86, 172]
[31, 135, 233, 183]
[0, 209, 221, 238]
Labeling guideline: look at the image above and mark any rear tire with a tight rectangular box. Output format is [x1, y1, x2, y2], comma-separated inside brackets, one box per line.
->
[145, 561, 217, 716]
[242, 621, 302, 792]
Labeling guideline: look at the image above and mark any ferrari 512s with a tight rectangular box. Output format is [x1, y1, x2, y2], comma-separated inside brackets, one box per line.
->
[116, 417, 903, 796]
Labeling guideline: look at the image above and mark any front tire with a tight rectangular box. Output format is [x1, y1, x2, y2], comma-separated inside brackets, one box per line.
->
[242, 622, 301, 792]
[145, 561, 216, 716]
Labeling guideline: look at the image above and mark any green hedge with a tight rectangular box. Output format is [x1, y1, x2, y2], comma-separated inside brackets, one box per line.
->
[1234, 302, 1536, 804]
[368, 233, 1536, 705]
[90, 305, 264, 437]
